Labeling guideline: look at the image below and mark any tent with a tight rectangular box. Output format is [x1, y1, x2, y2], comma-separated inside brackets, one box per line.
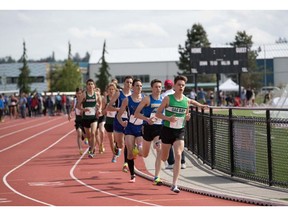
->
[217, 78, 242, 92]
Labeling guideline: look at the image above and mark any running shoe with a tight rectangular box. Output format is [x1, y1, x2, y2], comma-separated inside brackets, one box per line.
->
[111, 155, 117, 163]
[132, 145, 139, 159]
[116, 148, 121, 157]
[122, 162, 129, 173]
[84, 138, 89, 145]
[79, 149, 83, 155]
[129, 175, 136, 183]
[153, 177, 163, 186]
[170, 185, 180, 193]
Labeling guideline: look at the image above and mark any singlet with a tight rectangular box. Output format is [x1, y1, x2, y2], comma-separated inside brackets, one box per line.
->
[142, 95, 163, 125]
[116, 90, 130, 119]
[127, 94, 144, 126]
[105, 95, 117, 124]
[73, 97, 82, 121]
[163, 94, 188, 129]
[82, 91, 97, 120]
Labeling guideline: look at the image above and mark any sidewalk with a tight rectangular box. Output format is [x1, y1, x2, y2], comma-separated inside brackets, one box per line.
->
[135, 146, 288, 206]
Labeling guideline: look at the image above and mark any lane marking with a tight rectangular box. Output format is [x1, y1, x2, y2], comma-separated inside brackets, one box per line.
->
[2, 129, 74, 206]
[0, 117, 60, 139]
[0, 121, 69, 153]
[28, 182, 64, 186]
[70, 151, 159, 206]
[0, 198, 12, 204]
[0, 117, 48, 131]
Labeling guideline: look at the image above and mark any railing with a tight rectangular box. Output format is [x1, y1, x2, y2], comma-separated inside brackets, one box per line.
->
[185, 106, 288, 188]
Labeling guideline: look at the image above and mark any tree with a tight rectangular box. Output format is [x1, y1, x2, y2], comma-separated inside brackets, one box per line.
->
[177, 23, 212, 83]
[82, 52, 90, 62]
[49, 42, 82, 92]
[95, 40, 111, 94]
[17, 41, 32, 94]
[230, 31, 262, 90]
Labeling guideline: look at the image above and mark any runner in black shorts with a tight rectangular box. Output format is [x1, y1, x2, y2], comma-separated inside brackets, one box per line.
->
[134, 79, 164, 185]
[156, 75, 207, 193]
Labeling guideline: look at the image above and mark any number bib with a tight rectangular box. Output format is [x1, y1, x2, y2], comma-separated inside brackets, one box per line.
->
[170, 117, 184, 129]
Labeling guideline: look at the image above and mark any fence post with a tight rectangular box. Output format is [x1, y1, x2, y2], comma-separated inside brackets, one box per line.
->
[229, 108, 235, 177]
[202, 108, 206, 164]
[266, 109, 273, 186]
[210, 107, 215, 169]
[195, 107, 200, 158]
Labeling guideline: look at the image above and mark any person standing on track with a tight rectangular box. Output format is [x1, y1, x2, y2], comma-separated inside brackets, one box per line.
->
[156, 75, 208, 193]
[117, 78, 144, 183]
[68, 87, 88, 155]
[134, 79, 164, 185]
[102, 82, 118, 163]
[77, 79, 102, 158]
[107, 76, 133, 173]
[95, 87, 106, 154]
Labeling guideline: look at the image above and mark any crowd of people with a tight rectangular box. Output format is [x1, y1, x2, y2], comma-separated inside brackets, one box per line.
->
[67, 76, 207, 193]
[0, 91, 73, 122]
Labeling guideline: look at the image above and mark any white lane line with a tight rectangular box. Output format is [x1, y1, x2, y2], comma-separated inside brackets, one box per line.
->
[70, 151, 159, 206]
[0, 118, 60, 139]
[0, 198, 12, 204]
[2, 129, 74, 206]
[28, 182, 64, 186]
[0, 117, 48, 131]
[0, 121, 68, 153]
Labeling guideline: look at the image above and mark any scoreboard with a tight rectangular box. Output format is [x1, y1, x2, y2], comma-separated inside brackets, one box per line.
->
[190, 47, 248, 74]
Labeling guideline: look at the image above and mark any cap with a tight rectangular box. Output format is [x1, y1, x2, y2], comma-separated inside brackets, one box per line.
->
[164, 79, 174, 87]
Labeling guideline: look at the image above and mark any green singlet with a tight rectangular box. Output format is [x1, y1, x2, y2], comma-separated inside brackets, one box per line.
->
[163, 94, 188, 129]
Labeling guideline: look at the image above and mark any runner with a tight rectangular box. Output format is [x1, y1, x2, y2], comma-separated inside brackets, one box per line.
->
[102, 82, 118, 162]
[68, 87, 87, 155]
[107, 76, 133, 172]
[116, 78, 144, 182]
[156, 75, 208, 193]
[77, 79, 102, 158]
[134, 79, 163, 185]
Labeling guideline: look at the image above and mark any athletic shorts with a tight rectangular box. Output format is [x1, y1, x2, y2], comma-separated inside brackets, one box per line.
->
[159, 126, 185, 145]
[82, 118, 98, 129]
[142, 124, 162, 142]
[124, 122, 142, 137]
[98, 115, 106, 124]
[104, 123, 114, 133]
[74, 118, 84, 131]
[113, 117, 126, 133]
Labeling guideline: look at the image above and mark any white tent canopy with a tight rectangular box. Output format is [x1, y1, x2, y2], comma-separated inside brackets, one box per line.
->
[216, 78, 242, 92]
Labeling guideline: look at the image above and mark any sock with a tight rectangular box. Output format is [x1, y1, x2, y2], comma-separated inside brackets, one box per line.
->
[127, 159, 135, 176]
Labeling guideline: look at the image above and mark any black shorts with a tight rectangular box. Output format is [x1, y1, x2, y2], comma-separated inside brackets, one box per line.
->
[160, 126, 185, 145]
[104, 123, 113, 133]
[75, 119, 84, 131]
[142, 124, 162, 142]
[82, 118, 98, 129]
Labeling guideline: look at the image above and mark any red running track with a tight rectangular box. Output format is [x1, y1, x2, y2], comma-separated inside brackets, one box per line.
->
[0, 115, 255, 207]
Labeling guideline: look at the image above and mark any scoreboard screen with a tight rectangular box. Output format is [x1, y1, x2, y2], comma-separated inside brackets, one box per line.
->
[190, 47, 248, 74]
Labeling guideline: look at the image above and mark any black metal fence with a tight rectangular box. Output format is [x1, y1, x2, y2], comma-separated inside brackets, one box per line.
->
[185, 106, 288, 188]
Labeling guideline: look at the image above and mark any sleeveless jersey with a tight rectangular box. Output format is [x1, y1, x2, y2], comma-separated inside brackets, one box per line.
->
[105, 95, 116, 124]
[142, 95, 163, 125]
[116, 90, 130, 119]
[82, 91, 97, 120]
[163, 94, 188, 129]
[73, 97, 82, 121]
[127, 94, 144, 126]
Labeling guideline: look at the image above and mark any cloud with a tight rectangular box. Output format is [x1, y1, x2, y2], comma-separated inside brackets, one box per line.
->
[68, 26, 112, 39]
[120, 22, 169, 37]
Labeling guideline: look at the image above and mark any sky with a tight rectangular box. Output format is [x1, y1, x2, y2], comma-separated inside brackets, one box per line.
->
[1, 0, 288, 61]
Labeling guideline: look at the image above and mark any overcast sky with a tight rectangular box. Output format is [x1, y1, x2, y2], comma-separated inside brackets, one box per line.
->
[1, 1, 288, 61]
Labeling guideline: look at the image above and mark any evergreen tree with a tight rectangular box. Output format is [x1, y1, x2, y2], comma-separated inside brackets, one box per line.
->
[17, 41, 32, 94]
[177, 23, 212, 83]
[96, 40, 111, 94]
[49, 42, 82, 91]
[230, 31, 262, 90]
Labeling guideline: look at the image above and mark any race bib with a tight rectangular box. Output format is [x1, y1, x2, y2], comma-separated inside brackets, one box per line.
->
[129, 114, 143, 125]
[170, 117, 184, 129]
[121, 111, 128, 119]
[85, 107, 96, 116]
[75, 108, 81, 116]
[150, 113, 162, 125]
[107, 111, 116, 118]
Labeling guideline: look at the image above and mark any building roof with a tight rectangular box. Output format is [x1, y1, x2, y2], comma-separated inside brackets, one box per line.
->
[89, 44, 288, 64]
[255, 43, 288, 59]
[89, 47, 179, 64]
